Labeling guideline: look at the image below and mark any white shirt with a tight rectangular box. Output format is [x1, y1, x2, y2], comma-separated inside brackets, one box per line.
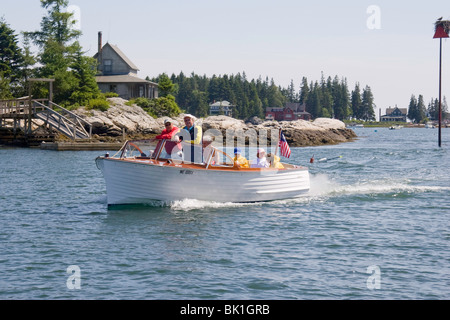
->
[251, 156, 270, 168]
[203, 145, 220, 165]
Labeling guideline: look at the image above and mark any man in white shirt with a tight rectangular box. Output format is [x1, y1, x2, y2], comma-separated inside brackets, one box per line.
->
[202, 136, 220, 165]
[251, 148, 270, 168]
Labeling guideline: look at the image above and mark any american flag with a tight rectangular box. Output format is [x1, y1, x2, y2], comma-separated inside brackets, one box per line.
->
[278, 130, 291, 158]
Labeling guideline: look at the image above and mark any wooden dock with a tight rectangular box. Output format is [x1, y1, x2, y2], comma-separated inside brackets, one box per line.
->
[0, 97, 93, 146]
[40, 141, 123, 151]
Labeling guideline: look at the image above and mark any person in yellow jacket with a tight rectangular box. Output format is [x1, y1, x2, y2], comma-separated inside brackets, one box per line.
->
[233, 148, 249, 168]
[267, 153, 284, 169]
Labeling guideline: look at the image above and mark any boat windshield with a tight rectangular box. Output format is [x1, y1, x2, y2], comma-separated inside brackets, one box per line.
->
[115, 139, 235, 167]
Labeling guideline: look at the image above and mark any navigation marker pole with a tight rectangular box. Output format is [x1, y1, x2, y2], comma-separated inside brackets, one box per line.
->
[433, 20, 449, 147]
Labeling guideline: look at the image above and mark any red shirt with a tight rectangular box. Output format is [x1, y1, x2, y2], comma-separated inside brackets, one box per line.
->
[156, 126, 182, 155]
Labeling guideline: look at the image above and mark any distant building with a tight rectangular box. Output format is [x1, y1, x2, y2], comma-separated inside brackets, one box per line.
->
[210, 101, 235, 117]
[265, 103, 311, 121]
[381, 106, 407, 122]
[93, 32, 158, 100]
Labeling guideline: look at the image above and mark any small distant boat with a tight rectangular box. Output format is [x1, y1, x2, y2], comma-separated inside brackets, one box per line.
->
[389, 125, 403, 130]
[95, 139, 310, 206]
[347, 124, 364, 128]
[425, 122, 435, 129]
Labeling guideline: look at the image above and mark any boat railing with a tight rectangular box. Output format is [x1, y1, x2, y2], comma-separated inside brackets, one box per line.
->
[112, 139, 302, 171]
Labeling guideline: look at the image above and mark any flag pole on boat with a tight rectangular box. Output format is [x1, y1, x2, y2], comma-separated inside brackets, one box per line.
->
[274, 128, 281, 157]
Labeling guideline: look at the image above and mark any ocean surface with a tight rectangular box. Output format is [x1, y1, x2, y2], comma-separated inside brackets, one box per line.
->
[0, 127, 449, 300]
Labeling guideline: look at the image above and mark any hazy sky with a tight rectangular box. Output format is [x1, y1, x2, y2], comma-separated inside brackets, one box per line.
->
[2, 0, 450, 118]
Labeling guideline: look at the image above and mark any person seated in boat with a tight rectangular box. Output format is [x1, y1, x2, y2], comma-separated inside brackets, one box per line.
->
[266, 153, 284, 169]
[179, 114, 203, 163]
[155, 119, 183, 160]
[233, 147, 249, 168]
[202, 136, 220, 165]
[250, 148, 270, 168]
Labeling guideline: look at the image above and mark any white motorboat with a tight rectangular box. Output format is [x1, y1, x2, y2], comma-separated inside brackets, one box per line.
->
[95, 139, 310, 206]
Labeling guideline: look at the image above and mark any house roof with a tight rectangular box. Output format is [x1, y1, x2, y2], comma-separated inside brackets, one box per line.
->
[94, 43, 140, 71]
[385, 107, 407, 115]
[210, 100, 235, 107]
[95, 74, 158, 85]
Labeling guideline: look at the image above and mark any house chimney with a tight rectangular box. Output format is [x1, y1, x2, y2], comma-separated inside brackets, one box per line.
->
[98, 31, 103, 71]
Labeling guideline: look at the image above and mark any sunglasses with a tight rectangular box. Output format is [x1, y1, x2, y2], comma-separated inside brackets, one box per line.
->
[165, 123, 171, 126]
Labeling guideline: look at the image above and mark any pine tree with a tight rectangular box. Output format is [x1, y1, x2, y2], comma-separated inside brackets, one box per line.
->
[68, 44, 101, 106]
[427, 98, 438, 121]
[25, 0, 100, 105]
[0, 17, 24, 97]
[361, 86, 375, 121]
[299, 77, 309, 105]
[157, 73, 176, 97]
[351, 83, 362, 119]
[416, 95, 426, 123]
[407, 95, 418, 123]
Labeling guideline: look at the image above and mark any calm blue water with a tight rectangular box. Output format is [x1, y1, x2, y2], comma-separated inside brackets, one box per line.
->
[0, 127, 449, 300]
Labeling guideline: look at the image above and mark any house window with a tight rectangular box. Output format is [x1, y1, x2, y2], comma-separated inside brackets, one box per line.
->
[109, 85, 117, 93]
[104, 60, 112, 74]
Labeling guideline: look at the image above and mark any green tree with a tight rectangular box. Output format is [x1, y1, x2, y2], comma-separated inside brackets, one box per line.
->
[285, 79, 297, 102]
[407, 95, 418, 123]
[351, 83, 362, 119]
[147, 94, 181, 118]
[416, 95, 426, 123]
[0, 17, 24, 97]
[361, 86, 375, 121]
[248, 81, 263, 118]
[191, 90, 209, 117]
[28, 0, 81, 47]
[0, 72, 12, 99]
[427, 97, 448, 121]
[26, 0, 99, 105]
[307, 82, 321, 118]
[266, 79, 285, 108]
[68, 44, 101, 106]
[157, 73, 176, 97]
[299, 77, 309, 105]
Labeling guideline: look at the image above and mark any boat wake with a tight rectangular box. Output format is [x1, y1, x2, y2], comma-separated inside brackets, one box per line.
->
[309, 174, 450, 199]
[170, 198, 255, 212]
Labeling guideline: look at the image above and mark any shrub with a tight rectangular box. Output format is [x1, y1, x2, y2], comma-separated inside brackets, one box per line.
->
[87, 98, 110, 112]
[103, 92, 119, 98]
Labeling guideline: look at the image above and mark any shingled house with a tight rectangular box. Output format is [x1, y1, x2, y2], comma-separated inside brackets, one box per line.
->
[381, 106, 407, 122]
[93, 32, 158, 100]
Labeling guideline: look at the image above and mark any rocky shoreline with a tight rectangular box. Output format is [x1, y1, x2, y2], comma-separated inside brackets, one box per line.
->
[71, 97, 357, 147]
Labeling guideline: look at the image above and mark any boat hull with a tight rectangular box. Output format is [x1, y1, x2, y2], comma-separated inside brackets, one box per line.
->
[96, 158, 310, 206]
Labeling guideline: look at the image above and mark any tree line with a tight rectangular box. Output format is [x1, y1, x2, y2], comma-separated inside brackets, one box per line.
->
[150, 72, 376, 121]
[407, 94, 448, 124]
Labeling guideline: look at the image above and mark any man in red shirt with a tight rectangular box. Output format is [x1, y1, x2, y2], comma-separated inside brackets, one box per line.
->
[155, 119, 183, 160]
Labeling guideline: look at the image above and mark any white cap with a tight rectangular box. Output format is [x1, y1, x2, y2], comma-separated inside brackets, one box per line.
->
[164, 118, 172, 124]
[257, 148, 265, 154]
[183, 114, 196, 120]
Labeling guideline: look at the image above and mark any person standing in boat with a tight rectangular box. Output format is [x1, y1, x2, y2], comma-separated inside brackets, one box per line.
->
[179, 114, 203, 163]
[233, 147, 249, 168]
[250, 148, 270, 168]
[155, 119, 183, 160]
